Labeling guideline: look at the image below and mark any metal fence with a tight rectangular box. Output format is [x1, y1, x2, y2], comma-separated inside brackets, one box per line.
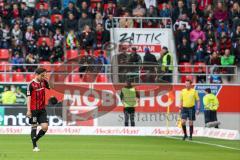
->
[0, 64, 238, 84]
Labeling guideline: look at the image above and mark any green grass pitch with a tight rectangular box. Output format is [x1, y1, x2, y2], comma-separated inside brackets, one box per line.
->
[0, 135, 239, 160]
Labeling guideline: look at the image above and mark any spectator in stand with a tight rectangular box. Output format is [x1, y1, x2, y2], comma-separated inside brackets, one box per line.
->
[190, 24, 206, 48]
[76, 0, 91, 11]
[78, 12, 92, 32]
[221, 49, 235, 82]
[132, 2, 146, 17]
[177, 37, 192, 63]
[172, 0, 188, 22]
[11, 42, 22, 56]
[197, 0, 212, 12]
[93, 13, 103, 28]
[78, 1, 91, 17]
[51, 16, 64, 33]
[25, 52, 38, 72]
[27, 40, 38, 55]
[145, 5, 158, 27]
[63, 2, 79, 19]
[20, 2, 32, 19]
[95, 23, 110, 50]
[12, 3, 20, 20]
[104, 14, 117, 31]
[196, 67, 206, 83]
[25, 26, 36, 43]
[219, 33, 231, 55]
[35, 3, 49, 20]
[159, 2, 170, 17]
[91, 2, 103, 18]
[103, 1, 116, 18]
[143, 48, 157, 83]
[233, 38, 240, 65]
[174, 14, 191, 43]
[50, 0, 62, 10]
[38, 40, 51, 61]
[205, 38, 217, 61]
[213, 1, 228, 24]
[119, 11, 134, 28]
[11, 52, 25, 71]
[64, 13, 78, 32]
[95, 50, 109, 73]
[66, 29, 78, 49]
[210, 69, 222, 84]
[193, 38, 206, 62]
[50, 45, 64, 63]
[0, 24, 11, 49]
[189, 2, 203, 20]
[36, 16, 51, 37]
[128, 47, 142, 82]
[53, 28, 64, 47]
[23, 16, 34, 32]
[208, 51, 221, 65]
[79, 25, 95, 50]
[232, 25, 240, 44]
[117, 45, 129, 83]
[11, 23, 22, 45]
[229, 2, 240, 31]
[216, 21, 229, 38]
[22, 0, 36, 9]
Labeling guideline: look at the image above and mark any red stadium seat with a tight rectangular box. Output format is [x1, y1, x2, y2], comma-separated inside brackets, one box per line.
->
[96, 74, 108, 82]
[12, 73, 25, 82]
[38, 37, 52, 47]
[39, 61, 51, 72]
[0, 74, 11, 82]
[179, 62, 192, 73]
[53, 62, 67, 72]
[51, 14, 63, 24]
[36, 2, 49, 10]
[66, 50, 79, 60]
[26, 74, 35, 82]
[54, 74, 69, 83]
[181, 75, 195, 83]
[0, 61, 11, 71]
[94, 50, 107, 57]
[193, 62, 207, 73]
[70, 74, 82, 83]
[0, 49, 10, 60]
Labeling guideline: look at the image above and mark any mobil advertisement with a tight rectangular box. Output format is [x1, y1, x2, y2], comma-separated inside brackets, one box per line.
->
[47, 84, 240, 113]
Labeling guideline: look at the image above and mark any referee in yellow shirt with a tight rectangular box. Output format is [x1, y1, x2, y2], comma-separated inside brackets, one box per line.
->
[179, 80, 200, 140]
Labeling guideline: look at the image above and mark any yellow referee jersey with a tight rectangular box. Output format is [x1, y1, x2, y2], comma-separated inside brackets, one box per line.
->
[180, 88, 199, 108]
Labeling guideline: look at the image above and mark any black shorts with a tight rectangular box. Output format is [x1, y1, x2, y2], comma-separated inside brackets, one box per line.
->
[124, 107, 135, 114]
[29, 109, 48, 125]
[181, 107, 196, 121]
[204, 110, 217, 124]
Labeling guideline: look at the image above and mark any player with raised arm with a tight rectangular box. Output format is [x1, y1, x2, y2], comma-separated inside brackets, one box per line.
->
[26, 68, 52, 152]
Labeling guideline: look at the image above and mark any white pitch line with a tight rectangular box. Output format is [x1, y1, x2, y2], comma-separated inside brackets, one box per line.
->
[165, 136, 240, 151]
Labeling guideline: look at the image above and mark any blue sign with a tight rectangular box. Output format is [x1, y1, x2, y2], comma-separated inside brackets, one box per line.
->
[194, 85, 222, 112]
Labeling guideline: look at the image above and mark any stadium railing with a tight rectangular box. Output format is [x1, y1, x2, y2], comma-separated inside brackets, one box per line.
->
[0, 64, 238, 84]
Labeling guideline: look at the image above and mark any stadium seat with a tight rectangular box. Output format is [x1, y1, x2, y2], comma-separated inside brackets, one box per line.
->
[70, 74, 82, 83]
[51, 14, 63, 24]
[12, 73, 25, 82]
[193, 62, 207, 73]
[38, 37, 52, 47]
[179, 62, 192, 73]
[54, 74, 69, 83]
[181, 75, 195, 83]
[96, 74, 108, 82]
[66, 50, 79, 60]
[94, 50, 107, 57]
[53, 62, 66, 72]
[0, 49, 10, 60]
[36, 2, 49, 10]
[39, 61, 51, 72]
[0, 73, 10, 82]
[0, 61, 11, 71]
[26, 74, 35, 82]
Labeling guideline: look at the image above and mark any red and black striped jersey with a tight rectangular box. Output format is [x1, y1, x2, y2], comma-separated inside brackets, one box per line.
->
[27, 79, 50, 111]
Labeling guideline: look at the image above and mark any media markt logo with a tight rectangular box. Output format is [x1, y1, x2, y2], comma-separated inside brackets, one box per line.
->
[0, 108, 4, 126]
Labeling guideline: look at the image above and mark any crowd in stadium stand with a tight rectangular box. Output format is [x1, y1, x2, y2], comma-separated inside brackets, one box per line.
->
[0, 0, 239, 83]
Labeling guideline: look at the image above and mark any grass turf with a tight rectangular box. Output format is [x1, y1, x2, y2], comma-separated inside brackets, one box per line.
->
[0, 135, 239, 160]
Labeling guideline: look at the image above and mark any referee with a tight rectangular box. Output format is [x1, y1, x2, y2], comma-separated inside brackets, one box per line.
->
[26, 68, 52, 152]
[179, 80, 200, 140]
